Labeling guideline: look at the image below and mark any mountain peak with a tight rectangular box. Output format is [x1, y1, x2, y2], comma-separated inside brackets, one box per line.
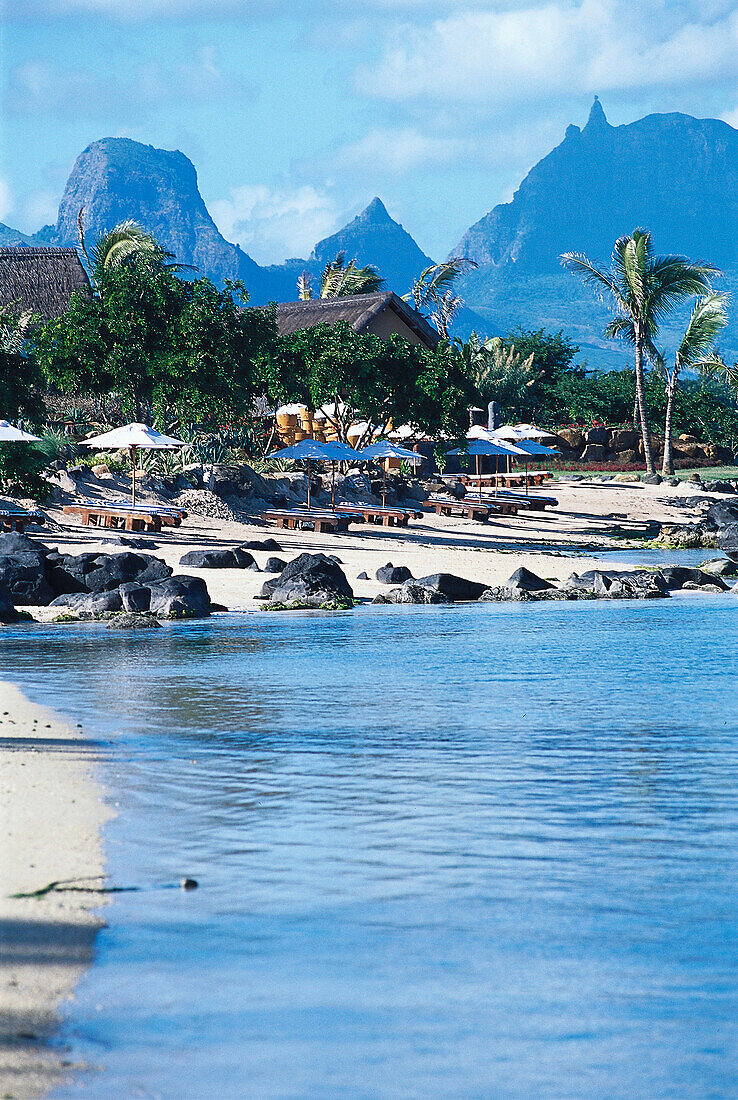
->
[584, 95, 610, 133]
[361, 197, 392, 223]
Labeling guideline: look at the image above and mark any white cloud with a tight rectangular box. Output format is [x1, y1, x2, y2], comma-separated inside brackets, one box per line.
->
[363, 1, 738, 104]
[721, 106, 738, 129]
[210, 184, 340, 264]
[335, 127, 463, 174]
[5, 47, 252, 118]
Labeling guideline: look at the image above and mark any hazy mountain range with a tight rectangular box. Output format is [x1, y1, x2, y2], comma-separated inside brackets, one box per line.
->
[3, 98, 737, 365]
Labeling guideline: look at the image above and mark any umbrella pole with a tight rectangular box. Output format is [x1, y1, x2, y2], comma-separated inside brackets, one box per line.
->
[476, 454, 482, 502]
[130, 445, 137, 507]
[526, 459, 529, 496]
[307, 457, 311, 510]
[382, 463, 387, 509]
[331, 462, 336, 511]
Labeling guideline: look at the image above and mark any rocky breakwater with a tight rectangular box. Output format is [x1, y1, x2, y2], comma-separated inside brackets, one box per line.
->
[373, 563, 735, 605]
[657, 497, 738, 550]
[0, 533, 215, 622]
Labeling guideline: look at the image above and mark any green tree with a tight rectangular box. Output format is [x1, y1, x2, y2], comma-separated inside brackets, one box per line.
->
[659, 293, 728, 475]
[32, 258, 277, 426]
[0, 308, 46, 497]
[265, 322, 471, 446]
[457, 333, 539, 420]
[561, 230, 719, 472]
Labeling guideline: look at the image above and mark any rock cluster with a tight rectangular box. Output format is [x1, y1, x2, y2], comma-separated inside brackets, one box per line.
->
[373, 562, 736, 605]
[0, 533, 214, 620]
[551, 427, 733, 467]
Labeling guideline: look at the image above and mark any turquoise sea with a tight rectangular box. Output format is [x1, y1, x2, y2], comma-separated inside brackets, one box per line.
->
[3, 593, 738, 1099]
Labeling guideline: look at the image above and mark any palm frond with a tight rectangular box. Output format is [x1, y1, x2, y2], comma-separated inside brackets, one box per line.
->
[675, 293, 728, 369]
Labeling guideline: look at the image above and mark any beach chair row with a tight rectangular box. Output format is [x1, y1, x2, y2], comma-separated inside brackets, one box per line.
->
[0, 508, 46, 533]
[63, 501, 188, 533]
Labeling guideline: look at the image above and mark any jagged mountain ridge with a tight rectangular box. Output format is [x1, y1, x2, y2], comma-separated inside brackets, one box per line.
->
[452, 99, 738, 362]
[34, 138, 434, 305]
[453, 99, 738, 272]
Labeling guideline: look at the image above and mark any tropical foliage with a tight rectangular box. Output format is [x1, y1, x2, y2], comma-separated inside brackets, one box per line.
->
[405, 258, 477, 339]
[265, 321, 473, 447]
[297, 252, 384, 300]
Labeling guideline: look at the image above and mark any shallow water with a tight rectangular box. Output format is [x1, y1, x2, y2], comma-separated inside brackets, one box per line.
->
[3, 597, 738, 1099]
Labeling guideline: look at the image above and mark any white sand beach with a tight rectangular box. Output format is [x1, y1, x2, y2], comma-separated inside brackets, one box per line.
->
[0, 681, 109, 1099]
[27, 475, 716, 616]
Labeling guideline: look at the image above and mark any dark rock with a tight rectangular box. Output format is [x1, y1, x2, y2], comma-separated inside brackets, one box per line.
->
[505, 567, 554, 593]
[717, 523, 738, 559]
[707, 502, 738, 528]
[245, 562, 261, 572]
[328, 555, 343, 564]
[376, 563, 413, 584]
[263, 556, 287, 573]
[107, 612, 161, 629]
[357, 571, 369, 580]
[261, 552, 353, 607]
[412, 573, 487, 601]
[240, 539, 282, 552]
[382, 583, 451, 604]
[563, 569, 669, 599]
[0, 534, 54, 605]
[658, 566, 728, 591]
[50, 589, 124, 615]
[147, 575, 212, 618]
[230, 547, 257, 568]
[0, 581, 23, 623]
[641, 473, 663, 485]
[701, 558, 738, 576]
[446, 480, 467, 499]
[119, 582, 151, 612]
[703, 480, 735, 494]
[585, 426, 609, 446]
[179, 549, 240, 569]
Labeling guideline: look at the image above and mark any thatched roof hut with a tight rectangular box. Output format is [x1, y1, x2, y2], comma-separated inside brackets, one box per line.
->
[0, 247, 91, 321]
[274, 292, 440, 350]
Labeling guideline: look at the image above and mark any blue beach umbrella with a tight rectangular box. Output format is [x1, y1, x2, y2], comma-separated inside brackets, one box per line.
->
[359, 440, 422, 507]
[273, 437, 362, 509]
[447, 438, 525, 500]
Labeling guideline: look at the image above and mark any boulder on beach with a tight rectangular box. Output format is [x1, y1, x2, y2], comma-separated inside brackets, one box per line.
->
[107, 612, 161, 629]
[374, 583, 451, 605]
[376, 562, 413, 584]
[179, 547, 255, 569]
[505, 567, 555, 594]
[0, 533, 54, 605]
[0, 580, 26, 623]
[261, 553, 354, 608]
[412, 573, 487, 601]
[263, 556, 287, 574]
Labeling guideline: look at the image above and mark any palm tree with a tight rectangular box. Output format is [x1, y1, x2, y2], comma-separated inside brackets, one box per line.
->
[77, 208, 179, 289]
[561, 230, 719, 472]
[296, 252, 384, 300]
[458, 334, 539, 417]
[405, 258, 477, 340]
[659, 293, 728, 475]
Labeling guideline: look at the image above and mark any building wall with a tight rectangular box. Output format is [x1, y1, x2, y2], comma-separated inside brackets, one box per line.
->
[364, 307, 427, 347]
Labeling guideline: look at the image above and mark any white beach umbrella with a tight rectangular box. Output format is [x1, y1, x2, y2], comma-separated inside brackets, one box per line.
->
[80, 422, 185, 507]
[0, 420, 41, 443]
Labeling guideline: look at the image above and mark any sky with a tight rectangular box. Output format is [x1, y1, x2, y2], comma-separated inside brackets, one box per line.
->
[2, 0, 737, 265]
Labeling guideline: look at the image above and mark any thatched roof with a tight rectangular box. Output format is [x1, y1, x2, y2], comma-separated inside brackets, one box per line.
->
[0, 247, 91, 321]
[274, 292, 440, 349]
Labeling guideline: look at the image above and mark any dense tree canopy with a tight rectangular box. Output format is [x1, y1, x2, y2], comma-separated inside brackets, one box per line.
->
[265, 322, 473, 446]
[32, 259, 278, 426]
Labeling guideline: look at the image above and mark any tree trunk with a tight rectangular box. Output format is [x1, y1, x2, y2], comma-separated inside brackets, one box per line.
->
[634, 335, 655, 473]
[662, 373, 677, 477]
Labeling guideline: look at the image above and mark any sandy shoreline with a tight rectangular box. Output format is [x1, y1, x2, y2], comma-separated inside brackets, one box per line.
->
[0, 680, 109, 1100]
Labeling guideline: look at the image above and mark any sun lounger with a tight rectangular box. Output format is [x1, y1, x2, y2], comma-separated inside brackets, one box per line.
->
[475, 491, 559, 511]
[75, 500, 188, 527]
[63, 503, 165, 533]
[0, 508, 46, 532]
[351, 506, 423, 528]
[262, 508, 359, 533]
[424, 496, 519, 522]
[444, 472, 552, 489]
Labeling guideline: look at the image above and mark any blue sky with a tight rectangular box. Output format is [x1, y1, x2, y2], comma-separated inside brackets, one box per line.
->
[2, 0, 737, 264]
